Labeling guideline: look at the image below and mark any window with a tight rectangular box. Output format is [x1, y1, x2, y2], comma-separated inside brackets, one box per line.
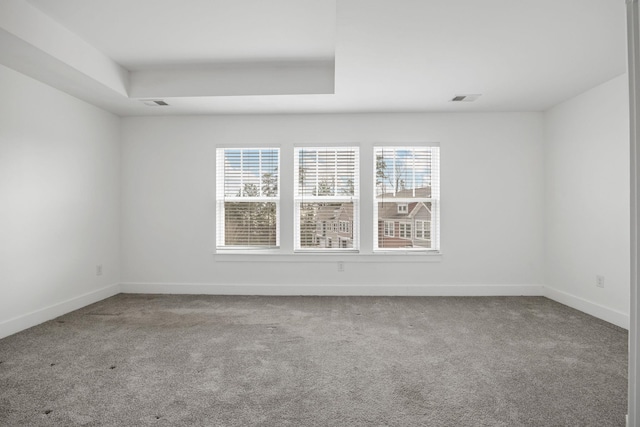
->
[216, 148, 279, 250]
[215, 145, 440, 255]
[294, 147, 359, 251]
[374, 146, 440, 250]
[384, 221, 394, 237]
[399, 223, 412, 239]
[415, 220, 430, 240]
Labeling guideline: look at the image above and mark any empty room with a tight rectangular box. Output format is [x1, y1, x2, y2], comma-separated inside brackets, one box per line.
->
[1, 0, 638, 426]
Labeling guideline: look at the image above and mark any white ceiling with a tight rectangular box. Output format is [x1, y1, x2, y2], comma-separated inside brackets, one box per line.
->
[26, 0, 336, 69]
[1, 0, 629, 115]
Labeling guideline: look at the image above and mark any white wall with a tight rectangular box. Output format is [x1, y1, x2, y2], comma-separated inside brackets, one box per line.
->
[0, 63, 628, 334]
[121, 113, 545, 292]
[544, 74, 630, 326]
[0, 65, 121, 337]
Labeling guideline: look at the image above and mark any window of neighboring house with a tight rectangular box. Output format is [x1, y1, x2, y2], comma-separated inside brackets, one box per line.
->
[384, 221, 394, 237]
[340, 238, 348, 248]
[374, 146, 440, 251]
[294, 146, 359, 251]
[399, 222, 412, 239]
[216, 148, 280, 250]
[415, 220, 431, 240]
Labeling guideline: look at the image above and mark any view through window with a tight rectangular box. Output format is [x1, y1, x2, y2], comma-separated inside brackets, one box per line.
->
[294, 147, 359, 251]
[374, 146, 440, 251]
[215, 145, 439, 254]
[216, 148, 280, 250]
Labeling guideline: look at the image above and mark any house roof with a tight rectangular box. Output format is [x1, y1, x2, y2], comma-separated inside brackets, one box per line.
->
[377, 187, 431, 199]
[378, 201, 430, 221]
[315, 203, 354, 221]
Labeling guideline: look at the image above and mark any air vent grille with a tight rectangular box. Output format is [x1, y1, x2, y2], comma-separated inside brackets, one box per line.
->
[450, 94, 482, 102]
[140, 99, 169, 107]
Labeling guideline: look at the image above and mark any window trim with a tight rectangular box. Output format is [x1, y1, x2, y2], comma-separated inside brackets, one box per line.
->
[293, 146, 360, 252]
[415, 220, 431, 240]
[214, 143, 440, 257]
[373, 145, 440, 252]
[399, 222, 412, 239]
[384, 220, 395, 237]
[216, 147, 281, 251]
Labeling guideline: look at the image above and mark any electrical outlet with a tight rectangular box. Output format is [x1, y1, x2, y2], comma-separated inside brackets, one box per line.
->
[96, 265, 103, 276]
[337, 261, 344, 272]
[596, 275, 604, 288]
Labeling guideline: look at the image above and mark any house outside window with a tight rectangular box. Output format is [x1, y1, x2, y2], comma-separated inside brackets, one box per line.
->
[374, 146, 440, 251]
[216, 148, 280, 250]
[294, 146, 359, 251]
[216, 145, 438, 255]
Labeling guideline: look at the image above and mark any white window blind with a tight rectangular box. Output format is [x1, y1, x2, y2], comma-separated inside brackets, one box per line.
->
[216, 148, 280, 250]
[294, 146, 359, 251]
[374, 146, 440, 251]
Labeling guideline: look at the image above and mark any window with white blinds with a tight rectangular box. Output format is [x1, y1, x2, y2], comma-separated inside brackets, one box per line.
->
[216, 148, 280, 250]
[374, 146, 440, 251]
[294, 147, 359, 251]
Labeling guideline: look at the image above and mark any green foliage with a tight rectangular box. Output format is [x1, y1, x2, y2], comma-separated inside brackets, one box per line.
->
[314, 179, 334, 196]
[238, 183, 259, 197]
[376, 154, 387, 183]
[226, 170, 279, 246]
[262, 169, 278, 197]
[340, 178, 354, 196]
[225, 202, 276, 246]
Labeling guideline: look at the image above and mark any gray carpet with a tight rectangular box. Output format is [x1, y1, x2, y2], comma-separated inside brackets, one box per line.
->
[0, 295, 628, 426]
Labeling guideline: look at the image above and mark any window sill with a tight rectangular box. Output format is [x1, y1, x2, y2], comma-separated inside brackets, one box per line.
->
[214, 251, 442, 263]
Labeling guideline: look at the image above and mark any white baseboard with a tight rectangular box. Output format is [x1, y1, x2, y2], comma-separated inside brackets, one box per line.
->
[120, 282, 545, 297]
[406, 284, 544, 296]
[1, 282, 626, 338]
[543, 286, 629, 329]
[0, 283, 121, 339]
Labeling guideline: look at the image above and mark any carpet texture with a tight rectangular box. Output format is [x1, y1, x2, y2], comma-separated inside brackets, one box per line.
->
[0, 295, 628, 426]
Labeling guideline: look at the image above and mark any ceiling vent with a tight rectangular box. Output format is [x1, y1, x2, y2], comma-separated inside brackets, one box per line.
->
[450, 94, 482, 102]
[140, 99, 169, 107]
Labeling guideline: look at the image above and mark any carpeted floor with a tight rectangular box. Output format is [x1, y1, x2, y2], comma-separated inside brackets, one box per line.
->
[0, 295, 628, 426]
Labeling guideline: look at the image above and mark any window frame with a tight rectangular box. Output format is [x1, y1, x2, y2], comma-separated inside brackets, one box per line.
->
[214, 143, 440, 258]
[293, 146, 360, 252]
[215, 147, 281, 252]
[373, 145, 440, 253]
[399, 222, 412, 239]
[384, 220, 395, 237]
[415, 220, 431, 240]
